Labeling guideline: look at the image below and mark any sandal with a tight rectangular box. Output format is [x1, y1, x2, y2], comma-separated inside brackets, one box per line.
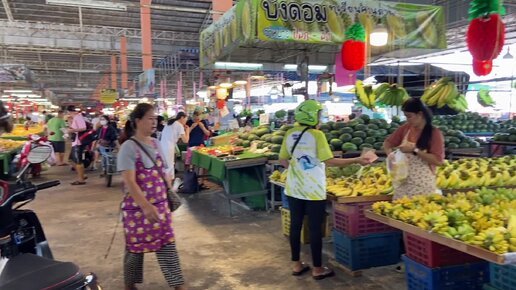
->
[312, 267, 335, 280]
[71, 181, 86, 185]
[292, 263, 311, 276]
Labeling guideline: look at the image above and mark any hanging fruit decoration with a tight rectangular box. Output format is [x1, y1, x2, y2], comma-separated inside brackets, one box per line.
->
[472, 59, 493, 76]
[466, 0, 506, 76]
[341, 23, 367, 71]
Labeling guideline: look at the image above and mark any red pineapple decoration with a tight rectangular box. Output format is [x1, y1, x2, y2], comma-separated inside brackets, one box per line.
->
[472, 59, 493, 76]
[341, 23, 367, 71]
[467, 0, 506, 76]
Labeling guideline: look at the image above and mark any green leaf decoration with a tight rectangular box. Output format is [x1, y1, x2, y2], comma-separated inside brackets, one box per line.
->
[468, 0, 506, 20]
[345, 23, 366, 42]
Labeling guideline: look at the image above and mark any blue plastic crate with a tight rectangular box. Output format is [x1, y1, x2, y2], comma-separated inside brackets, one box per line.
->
[333, 229, 402, 271]
[281, 188, 289, 209]
[402, 255, 489, 290]
[489, 263, 516, 290]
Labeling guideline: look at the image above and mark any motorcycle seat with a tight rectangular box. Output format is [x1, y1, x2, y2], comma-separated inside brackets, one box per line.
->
[0, 253, 85, 290]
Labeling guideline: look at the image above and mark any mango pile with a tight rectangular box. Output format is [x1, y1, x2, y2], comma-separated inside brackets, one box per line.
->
[373, 188, 516, 254]
[0, 139, 25, 152]
[2, 124, 44, 138]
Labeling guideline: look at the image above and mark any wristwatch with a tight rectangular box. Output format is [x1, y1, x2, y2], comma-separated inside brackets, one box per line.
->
[413, 148, 420, 155]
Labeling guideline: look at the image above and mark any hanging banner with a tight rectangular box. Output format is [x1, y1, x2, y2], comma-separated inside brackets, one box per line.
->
[200, 0, 446, 67]
[100, 89, 118, 104]
[138, 69, 156, 97]
[257, 0, 446, 47]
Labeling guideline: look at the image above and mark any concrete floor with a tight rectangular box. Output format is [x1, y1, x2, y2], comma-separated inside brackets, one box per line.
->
[27, 165, 407, 290]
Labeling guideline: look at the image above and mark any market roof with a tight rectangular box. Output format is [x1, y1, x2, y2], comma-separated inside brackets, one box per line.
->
[0, 0, 515, 104]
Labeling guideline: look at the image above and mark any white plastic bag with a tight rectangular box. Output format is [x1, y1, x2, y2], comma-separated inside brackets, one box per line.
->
[387, 149, 409, 184]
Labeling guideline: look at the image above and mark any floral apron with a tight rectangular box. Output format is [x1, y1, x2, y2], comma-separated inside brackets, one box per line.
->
[121, 141, 174, 253]
[393, 131, 438, 200]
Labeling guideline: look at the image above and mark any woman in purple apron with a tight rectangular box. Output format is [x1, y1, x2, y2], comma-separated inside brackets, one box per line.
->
[117, 103, 186, 290]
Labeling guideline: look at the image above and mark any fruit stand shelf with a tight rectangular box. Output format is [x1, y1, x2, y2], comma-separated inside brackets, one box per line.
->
[364, 211, 516, 265]
[327, 194, 393, 204]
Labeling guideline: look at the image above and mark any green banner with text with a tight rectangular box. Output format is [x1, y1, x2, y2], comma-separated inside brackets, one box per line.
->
[200, 0, 446, 67]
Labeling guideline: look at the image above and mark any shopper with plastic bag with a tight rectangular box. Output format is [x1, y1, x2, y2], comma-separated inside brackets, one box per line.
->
[383, 98, 445, 200]
[279, 100, 371, 280]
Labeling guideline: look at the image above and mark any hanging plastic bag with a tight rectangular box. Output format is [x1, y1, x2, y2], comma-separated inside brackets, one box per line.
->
[387, 149, 409, 185]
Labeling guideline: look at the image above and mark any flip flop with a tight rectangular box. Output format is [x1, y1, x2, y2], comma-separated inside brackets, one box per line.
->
[312, 267, 335, 280]
[292, 263, 311, 276]
[71, 181, 86, 185]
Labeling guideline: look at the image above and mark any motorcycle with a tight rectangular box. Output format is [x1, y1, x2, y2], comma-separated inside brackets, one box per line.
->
[0, 144, 102, 290]
[15, 134, 54, 178]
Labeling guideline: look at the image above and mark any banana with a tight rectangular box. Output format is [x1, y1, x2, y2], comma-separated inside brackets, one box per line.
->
[386, 14, 406, 40]
[477, 89, 496, 107]
[374, 83, 390, 98]
[327, 8, 344, 42]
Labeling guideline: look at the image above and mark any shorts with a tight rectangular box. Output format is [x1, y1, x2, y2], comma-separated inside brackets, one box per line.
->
[51, 141, 65, 153]
[70, 145, 84, 165]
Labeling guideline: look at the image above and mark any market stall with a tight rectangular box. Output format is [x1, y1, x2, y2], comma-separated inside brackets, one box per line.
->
[0, 139, 25, 176]
[190, 146, 269, 215]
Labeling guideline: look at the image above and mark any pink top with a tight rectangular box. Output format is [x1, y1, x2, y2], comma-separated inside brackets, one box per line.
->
[385, 123, 445, 171]
[71, 114, 86, 146]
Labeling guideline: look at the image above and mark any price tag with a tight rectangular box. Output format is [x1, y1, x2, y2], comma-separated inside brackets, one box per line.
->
[259, 113, 269, 125]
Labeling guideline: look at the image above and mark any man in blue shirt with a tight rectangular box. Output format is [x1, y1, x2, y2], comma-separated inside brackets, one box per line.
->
[186, 111, 211, 147]
[186, 110, 211, 190]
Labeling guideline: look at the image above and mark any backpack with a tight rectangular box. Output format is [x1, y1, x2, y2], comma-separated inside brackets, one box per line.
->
[178, 169, 199, 194]
[72, 121, 96, 146]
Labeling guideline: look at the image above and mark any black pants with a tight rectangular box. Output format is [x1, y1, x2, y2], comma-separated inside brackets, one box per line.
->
[288, 196, 326, 267]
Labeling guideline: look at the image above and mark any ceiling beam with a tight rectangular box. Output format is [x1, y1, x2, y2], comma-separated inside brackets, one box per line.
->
[1, 0, 14, 22]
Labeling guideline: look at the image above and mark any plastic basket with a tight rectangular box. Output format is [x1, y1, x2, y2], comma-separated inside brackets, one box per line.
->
[333, 229, 402, 271]
[280, 207, 329, 244]
[402, 255, 489, 290]
[333, 201, 397, 237]
[489, 263, 516, 290]
[281, 189, 289, 210]
[403, 232, 481, 268]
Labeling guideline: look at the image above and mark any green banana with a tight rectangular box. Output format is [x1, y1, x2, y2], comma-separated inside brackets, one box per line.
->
[477, 89, 496, 107]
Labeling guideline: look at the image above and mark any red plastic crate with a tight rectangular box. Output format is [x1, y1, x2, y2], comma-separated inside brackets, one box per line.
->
[333, 201, 397, 237]
[404, 232, 482, 268]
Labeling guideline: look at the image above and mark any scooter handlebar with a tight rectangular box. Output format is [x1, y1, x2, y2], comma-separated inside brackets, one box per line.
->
[36, 180, 60, 191]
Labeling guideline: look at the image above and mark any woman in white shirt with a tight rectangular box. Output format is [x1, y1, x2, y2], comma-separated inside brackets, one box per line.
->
[160, 112, 190, 178]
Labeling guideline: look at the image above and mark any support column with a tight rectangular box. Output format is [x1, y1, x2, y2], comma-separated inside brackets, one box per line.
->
[111, 55, 117, 89]
[212, 0, 232, 22]
[140, 0, 153, 70]
[120, 36, 128, 89]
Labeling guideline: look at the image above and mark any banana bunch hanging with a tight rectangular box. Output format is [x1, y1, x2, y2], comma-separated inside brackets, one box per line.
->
[477, 89, 496, 107]
[355, 80, 376, 110]
[375, 83, 410, 107]
[421, 77, 461, 108]
[448, 94, 469, 113]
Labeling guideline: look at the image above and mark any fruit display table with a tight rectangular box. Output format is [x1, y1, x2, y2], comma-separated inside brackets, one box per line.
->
[0, 146, 23, 175]
[191, 149, 269, 215]
[487, 140, 516, 157]
[365, 211, 516, 265]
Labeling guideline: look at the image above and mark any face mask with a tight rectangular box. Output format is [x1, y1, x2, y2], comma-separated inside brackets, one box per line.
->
[100, 120, 108, 126]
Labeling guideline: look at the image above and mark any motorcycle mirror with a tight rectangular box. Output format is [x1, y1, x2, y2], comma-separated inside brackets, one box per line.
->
[27, 145, 52, 164]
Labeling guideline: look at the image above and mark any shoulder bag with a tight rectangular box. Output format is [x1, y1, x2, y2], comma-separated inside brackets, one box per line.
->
[129, 137, 182, 212]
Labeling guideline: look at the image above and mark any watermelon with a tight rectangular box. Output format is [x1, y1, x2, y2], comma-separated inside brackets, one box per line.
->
[339, 133, 353, 142]
[447, 142, 459, 149]
[334, 122, 346, 129]
[273, 131, 286, 136]
[342, 142, 358, 151]
[374, 142, 383, 150]
[326, 121, 335, 130]
[255, 128, 270, 137]
[359, 114, 371, 123]
[367, 124, 379, 130]
[351, 137, 363, 145]
[365, 137, 376, 144]
[378, 129, 388, 136]
[248, 134, 259, 141]
[340, 127, 354, 134]
[325, 133, 333, 141]
[330, 139, 343, 149]
[261, 133, 272, 141]
[241, 133, 249, 140]
[353, 131, 367, 138]
[391, 115, 401, 123]
[360, 143, 373, 149]
[280, 124, 294, 131]
[330, 130, 341, 138]
[354, 124, 367, 131]
[319, 124, 331, 131]
[367, 130, 379, 137]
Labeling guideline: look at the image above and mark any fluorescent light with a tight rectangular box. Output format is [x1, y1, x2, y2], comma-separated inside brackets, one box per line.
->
[219, 83, 233, 88]
[370, 25, 389, 46]
[65, 69, 101, 73]
[71, 88, 93, 91]
[284, 65, 328, 72]
[308, 65, 327, 71]
[214, 62, 263, 70]
[233, 80, 248, 85]
[3, 90, 33, 93]
[46, 0, 127, 11]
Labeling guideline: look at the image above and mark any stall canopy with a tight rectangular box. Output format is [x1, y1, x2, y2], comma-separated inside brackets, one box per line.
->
[200, 0, 447, 68]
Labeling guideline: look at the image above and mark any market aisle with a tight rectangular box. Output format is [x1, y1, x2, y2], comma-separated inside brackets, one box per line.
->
[28, 166, 406, 290]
